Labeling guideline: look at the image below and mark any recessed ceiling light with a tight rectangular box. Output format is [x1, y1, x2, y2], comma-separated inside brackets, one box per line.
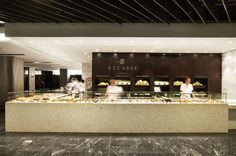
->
[29, 40, 33, 44]
[84, 52, 87, 55]
[150, 49, 154, 52]
[130, 41, 134, 44]
[113, 50, 118, 52]
[0, 20, 5, 24]
[168, 50, 172, 52]
[95, 48, 99, 52]
[231, 48, 234, 50]
[132, 49, 135, 52]
[154, 41, 159, 44]
[229, 41, 233, 44]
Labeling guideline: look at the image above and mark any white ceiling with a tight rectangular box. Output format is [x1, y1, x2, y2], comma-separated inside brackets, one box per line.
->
[1, 36, 236, 70]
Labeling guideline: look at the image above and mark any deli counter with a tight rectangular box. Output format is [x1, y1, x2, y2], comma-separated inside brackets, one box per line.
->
[5, 91, 228, 133]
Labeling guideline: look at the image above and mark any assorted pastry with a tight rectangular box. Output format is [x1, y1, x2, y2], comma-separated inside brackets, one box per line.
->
[193, 81, 203, 86]
[135, 80, 149, 86]
[115, 80, 131, 86]
[97, 82, 109, 86]
[173, 81, 184, 86]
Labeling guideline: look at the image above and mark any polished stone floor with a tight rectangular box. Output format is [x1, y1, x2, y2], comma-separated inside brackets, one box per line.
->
[0, 110, 236, 156]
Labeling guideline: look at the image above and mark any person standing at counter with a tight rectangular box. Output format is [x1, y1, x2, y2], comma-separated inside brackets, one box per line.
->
[106, 79, 123, 100]
[180, 77, 195, 101]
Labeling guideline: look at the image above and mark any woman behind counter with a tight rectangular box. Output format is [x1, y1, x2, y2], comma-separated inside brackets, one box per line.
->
[180, 77, 195, 101]
[106, 79, 123, 100]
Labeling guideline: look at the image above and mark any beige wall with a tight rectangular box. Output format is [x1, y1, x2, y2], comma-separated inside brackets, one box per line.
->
[12, 57, 24, 92]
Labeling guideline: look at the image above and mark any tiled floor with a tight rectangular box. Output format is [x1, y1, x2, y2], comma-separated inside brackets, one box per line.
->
[0, 110, 236, 156]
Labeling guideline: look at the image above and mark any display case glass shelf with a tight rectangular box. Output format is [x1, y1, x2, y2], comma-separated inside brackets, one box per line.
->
[7, 91, 227, 105]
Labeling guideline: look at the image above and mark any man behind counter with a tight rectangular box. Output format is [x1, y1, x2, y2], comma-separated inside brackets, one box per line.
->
[180, 77, 195, 101]
[106, 79, 123, 100]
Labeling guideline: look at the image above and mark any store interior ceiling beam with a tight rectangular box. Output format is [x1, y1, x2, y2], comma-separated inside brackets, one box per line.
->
[172, 0, 195, 23]
[49, 0, 105, 22]
[201, 0, 219, 23]
[185, 0, 207, 24]
[33, 0, 79, 22]
[118, 0, 154, 23]
[153, 0, 182, 23]
[221, 0, 231, 22]
[134, 0, 168, 24]
[100, 0, 146, 23]
[66, 0, 116, 23]
[83, 0, 130, 23]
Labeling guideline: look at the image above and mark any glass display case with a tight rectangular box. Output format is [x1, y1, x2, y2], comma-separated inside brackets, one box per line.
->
[7, 91, 227, 105]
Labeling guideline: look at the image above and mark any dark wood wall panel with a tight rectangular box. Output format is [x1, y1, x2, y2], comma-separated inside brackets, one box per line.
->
[92, 53, 222, 93]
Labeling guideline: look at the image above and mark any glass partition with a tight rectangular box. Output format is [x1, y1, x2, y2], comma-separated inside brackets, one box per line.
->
[7, 90, 227, 104]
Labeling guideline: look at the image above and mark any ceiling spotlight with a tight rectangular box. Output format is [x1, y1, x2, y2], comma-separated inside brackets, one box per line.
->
[150, 49, 154, 52]
[0, 20, 5, 24]
[132, 49, 135, 52]
[113, 50, 118, 52]
[231, 48, 234, 50]
[29, 40, 33, 44]
[229, 41, 233, 44]
[95, 48, 99, 52]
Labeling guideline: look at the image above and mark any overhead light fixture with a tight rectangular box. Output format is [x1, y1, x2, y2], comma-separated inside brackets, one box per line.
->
[0, 20, 5, 24]
[113, 50, 118, 52]
[150, 49, 154, 52]
[228, 41, 233, 44]
[132, 49, 135, 52]
[168, 50, 172, 52]
[231, 48, 235, 50]
[29, 40, 33, 44]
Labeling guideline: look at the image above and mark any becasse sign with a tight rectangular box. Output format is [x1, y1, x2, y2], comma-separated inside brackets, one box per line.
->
[107, 58, 137, 71]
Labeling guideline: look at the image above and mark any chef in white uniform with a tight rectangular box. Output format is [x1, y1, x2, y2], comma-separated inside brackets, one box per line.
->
[106, 79, 123, 100]
[180, 77, 194, 101]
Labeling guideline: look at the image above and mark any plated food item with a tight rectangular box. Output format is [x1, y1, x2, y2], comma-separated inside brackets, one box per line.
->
[135, 80, 149, 86]
[97, 82, 109, 86]
[154, 81, 169, 86]
[193, 81, 203, 86]
[173, 81, 183, 86]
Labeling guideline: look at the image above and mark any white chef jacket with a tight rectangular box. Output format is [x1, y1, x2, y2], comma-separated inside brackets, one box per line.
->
[106, 85, 123, 100]
[180, 83, 193, 100]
